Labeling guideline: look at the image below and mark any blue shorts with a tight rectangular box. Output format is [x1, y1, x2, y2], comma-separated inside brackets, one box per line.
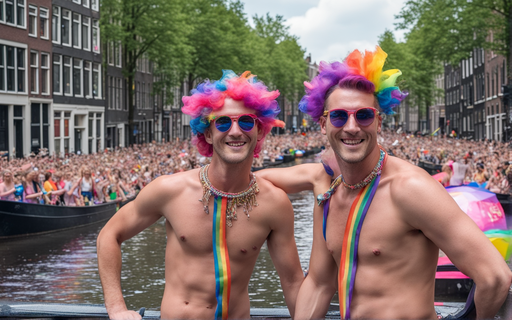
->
[81, 191, 93, 201]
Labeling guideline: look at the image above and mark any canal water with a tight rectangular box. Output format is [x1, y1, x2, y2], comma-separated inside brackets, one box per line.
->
[1, 155, 511, 317]
[0, 156, 318, 310]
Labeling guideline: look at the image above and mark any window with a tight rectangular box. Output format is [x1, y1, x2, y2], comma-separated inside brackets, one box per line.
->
[61, 9, 71, 46]
[73, 58, 81, 96]
[116, 78, 121, 109]
[72, 0, 80, 4]
[107, 42, 113, 65]
[63, 56, 71, 95]
[52, 54, 61, 94]
[16, 47, 25, 92]
[84, 61, 91, 97]
[82, 16, 90, 51]
[92, 63, 100, 97]
[41, 53, 49, 94]
[54, 111, 60, 138]
[0, 0, 4, 22]
[72, 13, 80, 48]
[92, 19, 99, 53]
[39, 7, 48, 39]
[82, 0, 89, 8]
[16, 0, 24, 27]
[115, 42, 121, 67]
[6, 0, 14, 24]
[30, 51, 37, 93]
[108, 76, 113, 109]
[0, 45, 4, 91]
[52, 6, 60, 43]
[28, 5, 37, 36]
[91, 0, 98, 11]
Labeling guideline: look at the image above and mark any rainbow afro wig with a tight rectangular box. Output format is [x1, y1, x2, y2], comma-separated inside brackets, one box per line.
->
[182, 70, 285, 157]
[299, 46, 407, 122]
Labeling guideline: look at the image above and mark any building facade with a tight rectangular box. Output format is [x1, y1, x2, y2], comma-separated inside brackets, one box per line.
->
[0, 0, 53, 158]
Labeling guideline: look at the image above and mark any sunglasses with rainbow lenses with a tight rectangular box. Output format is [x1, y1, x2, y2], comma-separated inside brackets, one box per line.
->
[211, 114, 259, 133]
[323, 107, 380, 128]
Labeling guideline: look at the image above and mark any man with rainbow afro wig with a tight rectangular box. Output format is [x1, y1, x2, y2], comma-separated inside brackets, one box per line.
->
[258, 46, 511, 319]
[182, 70, 285, 158]
[97, 70, 304, 320]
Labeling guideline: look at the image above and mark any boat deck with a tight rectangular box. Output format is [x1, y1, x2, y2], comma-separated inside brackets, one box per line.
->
[0, 301, 468, 319]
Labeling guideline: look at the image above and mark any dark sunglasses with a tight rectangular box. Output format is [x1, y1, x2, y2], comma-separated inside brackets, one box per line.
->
[323, 107, 379, 128]
[211, 114, 259, 133]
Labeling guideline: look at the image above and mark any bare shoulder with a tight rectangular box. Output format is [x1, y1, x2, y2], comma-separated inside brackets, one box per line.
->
[256, 175, 291, 206]
[135, 169, 201, 204]
[383, 156, 440, 195]
[382, 156, 459, 225]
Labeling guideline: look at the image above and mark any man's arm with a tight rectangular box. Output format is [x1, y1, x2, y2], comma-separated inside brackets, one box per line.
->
[96, 177, 167, 319]
[265, 188, 304, 318]
[257, 163, 330, 194]
[396, 168, 512, 319]
[294, 204, 338, 319]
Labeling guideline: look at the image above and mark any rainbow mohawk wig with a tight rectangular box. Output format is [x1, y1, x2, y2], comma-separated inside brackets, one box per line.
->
[299, 46, 407, 122]
[182, 70, 285, 157]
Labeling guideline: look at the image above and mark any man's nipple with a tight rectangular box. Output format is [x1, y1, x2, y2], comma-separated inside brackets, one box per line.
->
[372, 249, 381, 256]
[180, 235, 186, 242]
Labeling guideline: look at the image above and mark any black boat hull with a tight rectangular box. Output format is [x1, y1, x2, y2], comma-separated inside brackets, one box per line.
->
[0, 200, 129, 239]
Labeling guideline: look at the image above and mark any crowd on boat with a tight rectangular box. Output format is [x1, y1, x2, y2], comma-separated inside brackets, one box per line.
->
[1, 129, 512, 206]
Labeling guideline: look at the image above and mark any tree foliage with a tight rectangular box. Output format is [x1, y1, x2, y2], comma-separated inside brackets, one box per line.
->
[396, 0, 511, 76]
[378, 29, 442, 126]
[100, 0, 309, 144]
[100, 0, 191, 144]
[250, 14, 308, 102]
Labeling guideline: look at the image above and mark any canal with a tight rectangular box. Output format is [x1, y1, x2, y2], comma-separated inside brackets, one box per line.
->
[0, 156, 318, 311]
[0, 154, 511, 318]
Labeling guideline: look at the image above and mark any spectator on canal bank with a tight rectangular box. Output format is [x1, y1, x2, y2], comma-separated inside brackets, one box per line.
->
[259, 46, 512, 319]
[96, 70, 304, 320]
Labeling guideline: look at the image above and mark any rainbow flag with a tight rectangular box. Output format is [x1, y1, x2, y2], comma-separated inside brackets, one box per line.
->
[213, 196, 231, 319]
[338, 176, 380, 319]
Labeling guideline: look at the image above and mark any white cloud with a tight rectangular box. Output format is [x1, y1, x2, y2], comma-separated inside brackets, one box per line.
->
[285, 0, 407, 63]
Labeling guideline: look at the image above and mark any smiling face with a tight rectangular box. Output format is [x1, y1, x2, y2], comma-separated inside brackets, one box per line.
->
[2, 170, 12, 183]
[204, 98, 263, 165]
[321, 87, 381, 164]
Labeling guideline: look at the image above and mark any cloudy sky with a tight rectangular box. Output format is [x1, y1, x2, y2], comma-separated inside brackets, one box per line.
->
[241, 0, 408, 64]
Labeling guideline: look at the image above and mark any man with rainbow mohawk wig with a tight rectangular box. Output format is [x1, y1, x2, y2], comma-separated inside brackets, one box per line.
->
[97, 70, 303, 320]
[258, 47, 511, 319]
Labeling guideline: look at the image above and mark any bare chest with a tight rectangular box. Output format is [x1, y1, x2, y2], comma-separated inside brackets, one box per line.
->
[164, 194, 270, 262]
[324, 191, 412, 266]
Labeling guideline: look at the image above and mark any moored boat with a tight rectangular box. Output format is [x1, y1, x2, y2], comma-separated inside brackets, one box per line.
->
[0, 198, 132, 239]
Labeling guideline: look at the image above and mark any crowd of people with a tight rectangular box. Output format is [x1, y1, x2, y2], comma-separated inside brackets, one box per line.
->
[0, 129, 511, 206]
[381, 130, 512, 194]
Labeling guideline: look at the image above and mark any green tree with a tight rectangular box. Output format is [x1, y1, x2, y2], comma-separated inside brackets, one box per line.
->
[396, 0, 509, 76]
[379, 29, 442, 130]
[100, 0, 191, 145]
[251, 14, 308, 107]
[181, 0, 256, 90]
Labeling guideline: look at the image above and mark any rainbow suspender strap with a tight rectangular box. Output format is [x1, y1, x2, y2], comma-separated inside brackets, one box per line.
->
[213, 196, 231, 319]
[338, 175, 381, 319]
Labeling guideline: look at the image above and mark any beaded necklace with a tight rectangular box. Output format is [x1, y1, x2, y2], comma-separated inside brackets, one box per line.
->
[317, 147, 386, 207]
[341, 147, 386, 190]
[199, 164, 259, 227]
